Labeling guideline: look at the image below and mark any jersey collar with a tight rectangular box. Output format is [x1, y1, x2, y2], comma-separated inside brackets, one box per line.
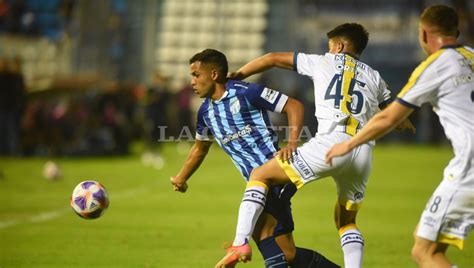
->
[342, 52, 359, 60]
[441, 44, 463, 49]
[211, 89, 228, 103]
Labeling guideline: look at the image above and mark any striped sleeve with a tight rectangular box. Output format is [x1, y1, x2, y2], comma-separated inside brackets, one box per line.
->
[396, 50, 445, 108]
[195, 102, 213, 141]
[244, 83, 288, 113]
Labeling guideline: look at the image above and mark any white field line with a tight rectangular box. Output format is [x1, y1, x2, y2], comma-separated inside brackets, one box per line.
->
[0, 183, 157, 230]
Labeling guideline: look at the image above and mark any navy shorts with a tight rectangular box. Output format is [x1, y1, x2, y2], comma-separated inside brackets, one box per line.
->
[263, 183, 297, 237]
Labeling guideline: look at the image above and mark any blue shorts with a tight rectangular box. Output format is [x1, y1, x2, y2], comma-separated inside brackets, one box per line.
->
[263, 183, 297, 237]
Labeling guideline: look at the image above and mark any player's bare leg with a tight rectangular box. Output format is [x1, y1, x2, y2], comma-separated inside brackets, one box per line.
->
[334, 201, 358, 229]
[252, 159, 340, 267]
[215, 159, 292, 267]
[216, 159, 291, 267]
[217, 158, 340, 267]
[254, 213, 297, 264]
[275, 233, 297, 262]
[253, 212, 278, 242]
[411, 229, 451, 268]
[335, 201, 363, 268]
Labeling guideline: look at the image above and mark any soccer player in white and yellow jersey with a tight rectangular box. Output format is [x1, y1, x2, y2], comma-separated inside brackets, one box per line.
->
[216, 23, 415, 268]
[326, 5, 473, 268]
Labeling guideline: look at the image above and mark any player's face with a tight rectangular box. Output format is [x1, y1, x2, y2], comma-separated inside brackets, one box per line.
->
[190, 61, 216, 98]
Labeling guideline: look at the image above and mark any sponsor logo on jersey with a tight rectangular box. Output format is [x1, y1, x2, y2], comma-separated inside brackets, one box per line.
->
[261, 87, 278, 104]
[230, 99, 241, 114]
[292, 153, 314, 181]
[221, 124, 252, 144]
[458, 58, 474, 68]
[336, 64, 355, 73]
[335, 54, 345, 61]
[452, 73, 474, 86]
[422, 216, 437, 228]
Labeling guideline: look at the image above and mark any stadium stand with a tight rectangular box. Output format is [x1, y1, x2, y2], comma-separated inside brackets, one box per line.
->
[155, 0, 268, 89]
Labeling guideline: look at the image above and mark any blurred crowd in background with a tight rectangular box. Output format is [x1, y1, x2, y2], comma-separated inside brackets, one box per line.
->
[0, 0, 473, 157]
[0, 62, 194, 156]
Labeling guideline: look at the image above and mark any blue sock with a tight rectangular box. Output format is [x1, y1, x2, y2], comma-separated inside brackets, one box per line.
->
[291, 247, 340, 268]
[257, 236, 288, 268]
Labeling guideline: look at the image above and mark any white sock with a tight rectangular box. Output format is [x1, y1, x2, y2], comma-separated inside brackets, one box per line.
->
[339, 224, 364, 268]
[233, 181, 269, 246]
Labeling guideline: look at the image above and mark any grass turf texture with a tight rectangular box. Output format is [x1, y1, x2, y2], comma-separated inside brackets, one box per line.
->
[0, 144, 473, 267]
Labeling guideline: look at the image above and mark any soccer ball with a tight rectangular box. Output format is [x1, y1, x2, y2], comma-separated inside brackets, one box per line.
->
[70, 181, 109, 219]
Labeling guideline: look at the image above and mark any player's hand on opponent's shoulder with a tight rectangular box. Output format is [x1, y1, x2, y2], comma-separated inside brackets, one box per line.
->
[395, 118, 416, 133]
[227, 71, 245, 80]
[170, 176, 188, 193]
[276, 141, 298, 163]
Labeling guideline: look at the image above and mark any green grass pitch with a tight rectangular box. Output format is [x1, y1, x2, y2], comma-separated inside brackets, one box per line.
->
[0, 144, 473, 267]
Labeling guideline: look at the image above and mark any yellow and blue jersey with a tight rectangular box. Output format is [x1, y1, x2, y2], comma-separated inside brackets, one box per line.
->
[294, 52, 391, 137]
[397, 45, 474, 189]
[195, 79, 289, 180]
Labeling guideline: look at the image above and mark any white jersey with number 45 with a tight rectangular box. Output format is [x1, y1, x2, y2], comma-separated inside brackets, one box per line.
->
[294, 52, 391, 137]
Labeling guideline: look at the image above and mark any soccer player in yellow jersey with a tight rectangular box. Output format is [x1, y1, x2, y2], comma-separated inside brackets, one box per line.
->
[217, 23, 415, 268]
[326, 5, 474, 268]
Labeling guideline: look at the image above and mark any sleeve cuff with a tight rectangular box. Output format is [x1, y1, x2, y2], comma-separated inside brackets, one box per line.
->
[378, 98, 392, 109]
[396, 98, 419, 109]
[195, 133, 213, 141]
[275, 94, 289, 113]
[293, 52, 298, 72]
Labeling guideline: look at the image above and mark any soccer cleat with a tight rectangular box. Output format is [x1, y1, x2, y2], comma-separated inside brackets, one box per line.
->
[215, 242, 252, 268]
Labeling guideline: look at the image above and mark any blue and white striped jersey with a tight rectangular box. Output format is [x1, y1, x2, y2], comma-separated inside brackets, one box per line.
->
[195, 79, 289, 180]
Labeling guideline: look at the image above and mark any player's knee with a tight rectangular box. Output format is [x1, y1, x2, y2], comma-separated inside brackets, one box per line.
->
[249, 166, 269, 183]
[253, 226, 275, 243]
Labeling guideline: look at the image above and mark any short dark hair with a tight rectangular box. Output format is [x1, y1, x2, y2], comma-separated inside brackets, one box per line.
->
[327, 23, 369, 55]
[189, 49, 228, 78]
[421, 5, 459, 37]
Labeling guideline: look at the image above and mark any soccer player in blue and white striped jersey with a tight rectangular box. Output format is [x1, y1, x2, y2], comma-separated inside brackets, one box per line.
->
[171, 49, 339, 268]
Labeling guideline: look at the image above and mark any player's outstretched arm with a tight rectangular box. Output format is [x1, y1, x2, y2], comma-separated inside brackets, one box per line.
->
[171, 140, 212, 193]
[395, 118, 416, 133]
[325, 101, 414, 165]
[229, 52, 294, 80]
[278, 97, 304, 162]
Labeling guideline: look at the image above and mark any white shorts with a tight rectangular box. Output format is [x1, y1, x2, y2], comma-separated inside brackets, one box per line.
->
[416, 182, 474, 250]
[277, 132, 372, 211]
